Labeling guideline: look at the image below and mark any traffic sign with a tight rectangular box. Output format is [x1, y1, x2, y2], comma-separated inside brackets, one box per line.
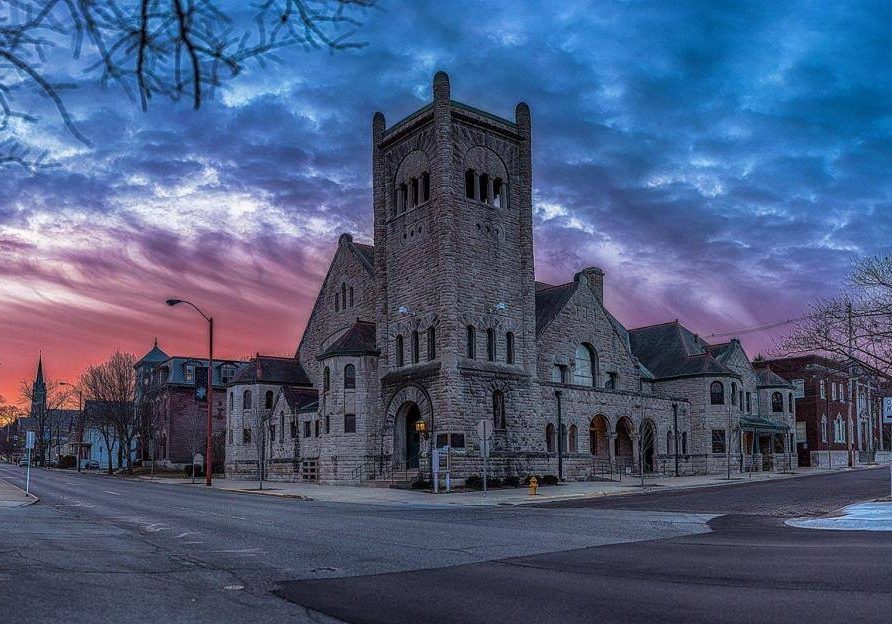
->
[25, 431, 35, 450]
[476, 419, 493, 440]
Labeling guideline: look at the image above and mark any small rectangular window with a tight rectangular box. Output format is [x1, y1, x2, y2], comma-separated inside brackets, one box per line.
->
[269, 425, 276, 442]
[315, 420, 320, 437]
[344, 414, 356, 433]
[303, 421, 311, 438]
[436, 433, 449, 449]
[184, 364, 195, 384]
[711, 430, 726, 454]
[486, 329, 495, 361]
[243, 428, 251, 444]
[412, 331, 420, 364]
[290, 420, 297, 439]
[427, 327, 436, 361]
[451, 433, 465, 449]
[466, 326, 476, 359]
[422, 171, 430, 202]
[325, 415, 330, 434]
[506, 332, 515, 364]
[349, 286, 354, 307]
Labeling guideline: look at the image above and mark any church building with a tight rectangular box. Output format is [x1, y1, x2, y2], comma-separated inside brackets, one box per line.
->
[224, 73, 795, 484]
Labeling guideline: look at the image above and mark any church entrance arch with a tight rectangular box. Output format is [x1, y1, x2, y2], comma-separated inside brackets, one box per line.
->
[640, 418, 656, 473]
[615, 417, 634, 463]
[589, 415, 609, 458]
[385, 384, 433, 471]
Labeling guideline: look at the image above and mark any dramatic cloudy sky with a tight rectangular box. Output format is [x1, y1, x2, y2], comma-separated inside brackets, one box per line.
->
[1, 1, 890, 401]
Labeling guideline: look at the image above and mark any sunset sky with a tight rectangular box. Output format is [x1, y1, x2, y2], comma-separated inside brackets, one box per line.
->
[1, 1, 890, 404]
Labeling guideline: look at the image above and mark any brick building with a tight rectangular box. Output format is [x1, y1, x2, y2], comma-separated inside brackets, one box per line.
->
[754, 355, 888, 467]
[225, 73, 795, 484]
[135, 341, 248, 468]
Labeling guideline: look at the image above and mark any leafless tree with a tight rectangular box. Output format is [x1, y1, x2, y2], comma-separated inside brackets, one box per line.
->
[1, 0, 376, 167]
[79, 350, 138, 473]
[18, 377, 68, 465]
[250, 402, 271, 489]
[0, 396, 23, 461]
[776, 254, 892, 377]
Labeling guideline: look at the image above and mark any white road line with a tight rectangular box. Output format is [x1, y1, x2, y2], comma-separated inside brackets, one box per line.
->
[103, 490, 121, 496]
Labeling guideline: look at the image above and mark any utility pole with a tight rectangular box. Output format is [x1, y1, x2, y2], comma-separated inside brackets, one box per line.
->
[847, 302, 855, 467]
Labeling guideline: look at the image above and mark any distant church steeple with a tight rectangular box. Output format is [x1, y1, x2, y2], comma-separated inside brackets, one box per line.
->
[31, 354, 47, 420]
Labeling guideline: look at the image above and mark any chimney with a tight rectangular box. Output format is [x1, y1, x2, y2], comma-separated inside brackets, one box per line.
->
[575, 267, 604, 303]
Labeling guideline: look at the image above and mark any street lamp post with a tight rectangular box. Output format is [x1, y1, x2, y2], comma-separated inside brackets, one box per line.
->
[166, 299, 214, 487]
[59, 382, 83, 473]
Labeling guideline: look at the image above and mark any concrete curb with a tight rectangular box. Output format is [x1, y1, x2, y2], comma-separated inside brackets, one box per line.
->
[0, 477, 39, 508]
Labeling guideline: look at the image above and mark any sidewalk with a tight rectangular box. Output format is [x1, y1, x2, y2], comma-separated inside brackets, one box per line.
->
[0, 477, 37, 508]
[138, 466, 850, 507]
[787, 499, 892, 531]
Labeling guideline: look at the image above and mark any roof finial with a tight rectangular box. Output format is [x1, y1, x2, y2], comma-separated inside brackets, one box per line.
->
[154, 336, 158, 348]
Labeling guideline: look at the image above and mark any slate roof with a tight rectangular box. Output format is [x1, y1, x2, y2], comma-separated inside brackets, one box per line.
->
[628, 321, 739, 380]
[534, 282, 577, 337]
[319, 321, 378, 359]
[231, 356, 312, 386]
[138, 340, 169, 365]
[281, 386, 319, 413]
[156, 357, 248, 387]
[755, 367, 794, 388]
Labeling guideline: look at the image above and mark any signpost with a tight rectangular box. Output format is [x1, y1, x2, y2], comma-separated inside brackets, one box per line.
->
[476, 419, 493, 496]
[25, 431, 34, 496]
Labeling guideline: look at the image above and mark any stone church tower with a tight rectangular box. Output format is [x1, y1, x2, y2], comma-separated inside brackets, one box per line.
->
[372, 72, 538, 470]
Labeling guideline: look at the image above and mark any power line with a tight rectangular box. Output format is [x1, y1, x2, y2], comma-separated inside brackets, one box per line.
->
[705, 308, 892, 339]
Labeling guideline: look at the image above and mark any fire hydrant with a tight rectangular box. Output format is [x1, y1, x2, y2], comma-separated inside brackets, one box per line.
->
[528, 476, 539, 496]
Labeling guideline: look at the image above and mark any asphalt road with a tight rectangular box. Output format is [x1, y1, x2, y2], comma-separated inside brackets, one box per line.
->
[0, 465, 713, 624]
[275, 468, 892, 624]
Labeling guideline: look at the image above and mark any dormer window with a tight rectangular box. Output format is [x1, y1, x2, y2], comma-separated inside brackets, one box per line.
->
[184, 364, 195, 384]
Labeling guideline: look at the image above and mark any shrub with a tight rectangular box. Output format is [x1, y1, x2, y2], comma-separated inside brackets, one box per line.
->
[488, 477, 503, 488]
[539, 474, 559, 486]
[184, 464, 203, 478]
[58, 455, 76, 469]
[465, 475, 483, 489]
[504, 475, 521, 488]
[411, 479, 431, 490]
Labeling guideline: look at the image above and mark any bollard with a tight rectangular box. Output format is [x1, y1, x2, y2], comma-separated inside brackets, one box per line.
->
[528, 476, 539, 496]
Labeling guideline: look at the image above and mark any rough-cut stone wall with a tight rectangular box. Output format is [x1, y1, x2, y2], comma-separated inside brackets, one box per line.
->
[296, 237, 376, 386]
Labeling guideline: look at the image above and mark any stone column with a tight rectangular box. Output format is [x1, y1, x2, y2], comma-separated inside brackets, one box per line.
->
[487, 176, 494, 205]
[473, 171, 480, 201]
[607, 432, 616, 464]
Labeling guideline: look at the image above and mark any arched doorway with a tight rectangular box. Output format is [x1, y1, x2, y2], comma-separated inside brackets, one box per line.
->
[589, 415, 609, 458]
[394, 402, 422, 469]
[640, 418, 656, 473]
[615, 417, 634, 462]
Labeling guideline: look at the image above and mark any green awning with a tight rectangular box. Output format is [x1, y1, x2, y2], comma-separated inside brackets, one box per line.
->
[740, 417, 787, 432]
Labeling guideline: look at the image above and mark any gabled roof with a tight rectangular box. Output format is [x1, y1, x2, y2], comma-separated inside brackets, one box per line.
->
[138, 339, 169, 365]
[351, 242, 375, 274]
[628, 321, 738, 380]
[281, 386, 319, 413]
[319, 320, 378, 359]
[756, 367, 794, 388]
[231, 356, 312, 386]
[535, 282, 577, 337]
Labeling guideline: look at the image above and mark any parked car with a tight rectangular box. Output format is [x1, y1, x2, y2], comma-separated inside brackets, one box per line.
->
[80, 459, 100, 470]
[18, 456, 30, 467]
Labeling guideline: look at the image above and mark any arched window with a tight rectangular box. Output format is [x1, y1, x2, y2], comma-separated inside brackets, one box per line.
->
[506, 332, 515, 364]
[710, 381, 724, 405]
[411, 177, 419, 207]
[771, 392, 783, 412]
[492, 390, 506, 429]
[411, 331, 420, 364]
[545, 423, 555, 453]
[821, 414, 828, 442]
[427, 326, 436, 360]
[667, 430, 673, 454]
[229, 392, 233, 413]
[493, 177, 505, 208]
[243, 390, 252, 410]
[479, 173, 490, 203]
[466, 326, 476, 359]
[395, 335, 404, 367]
[323, 367, 330, 393]
[568, 424, 578, 453]
[349, 286, 354, 307]
[552, 365, 567, 384]
[731, 382, 738, 405]
[486, 328, 496, 361]
[465, 169, 475, 199]
[344, 364, 356, 390]
[788, 393, 794, 412]
[265, 390, 274, 410]
[574, 344, 596, 386]
[681, 432, 688, 455]
[341, 283, 347, 308]
[560, 424, 568, 454]
[421, 171, 430, 202]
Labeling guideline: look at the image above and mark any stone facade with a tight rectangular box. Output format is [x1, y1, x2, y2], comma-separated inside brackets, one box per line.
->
[224, 73, 795, 485]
